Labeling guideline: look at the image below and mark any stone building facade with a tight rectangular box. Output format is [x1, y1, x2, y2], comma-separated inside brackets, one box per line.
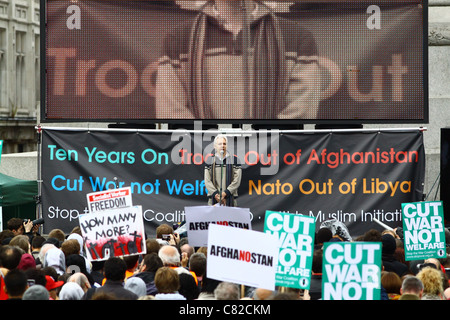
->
[0, 0, 40, 154]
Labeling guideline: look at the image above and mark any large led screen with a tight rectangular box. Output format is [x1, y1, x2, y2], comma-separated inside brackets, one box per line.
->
[42, 0, 427, 124]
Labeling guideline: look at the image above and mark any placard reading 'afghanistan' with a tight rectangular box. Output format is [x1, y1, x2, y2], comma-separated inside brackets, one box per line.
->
[43, 0, 426, 123]
[185, 205, 252, 247]
[207, 224, 279, 290]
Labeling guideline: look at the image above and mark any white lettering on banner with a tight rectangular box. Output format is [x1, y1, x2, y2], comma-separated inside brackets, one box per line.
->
[324, 243, 378, 265]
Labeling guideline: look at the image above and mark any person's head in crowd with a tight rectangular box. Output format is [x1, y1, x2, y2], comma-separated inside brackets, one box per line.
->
[381, 271, 402, 297]
[91, 291, 117, 300]
[22, 285, 50, 300]
[25, 268, 47, 287]
[48, 229, 66, 243]
[381, 234, 397, 256]
[140, 252, 163, 273]
[59, 282, 84, 300]
[9, 235, 31, 253]
[104, 257, 127, 282]
[156, 224, 174, 240]
[146, 238, 162, 254]
[400, 275, 424, 300]
[39, 243, 56, 264]
[311, 249, 323, 274]
[253, 288, 275, 300]
[65, 254, 90, 280]
[196, 247, 208, 257]
[362, 229, 382, 242]
[123, 254, 140, 276]
[3, 269, 28, 299]
[66, 272, 91, 293]
[124, 277, 147, 298]
[424, 258, 442, 271]
[0, 230, 15, 245]
[214, 281, 240, 300]
[0, 245, 22, 270]
[189, 252, 206, 279]
[198, 275, 221, 298]
[417, 266, 445, 299]
[269, 292, 300, 300]
[17, 253, 36, 271]
[61, 239, 81, 257]
[31, 235, 46, 253]
[382, 229, 398, 239]
[70, 226, 82, 236]
[43, 247, 66, 275]
[178, 272, 199, 300]
[159, 245, 181, 267]
[45, 275, 64, 300]
[180, 241, 195, 260]
[316, 228, 332, 246]
[154, 267, 180, 294]
[42, 237, 61, 248]
[6, 218, 25, 235]
[42, 266, 59, 284]
[67, 233, 84, 252]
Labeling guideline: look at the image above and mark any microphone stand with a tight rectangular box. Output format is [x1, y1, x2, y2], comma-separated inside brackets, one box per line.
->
[219, 150, 224, 206]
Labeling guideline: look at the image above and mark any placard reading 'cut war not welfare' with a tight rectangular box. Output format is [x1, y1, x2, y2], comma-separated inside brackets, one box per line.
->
[322, 242, 382, 300]
[264, 211, 315, 290]
[79, 206, 146, 261]
[402, 201, 447, 261]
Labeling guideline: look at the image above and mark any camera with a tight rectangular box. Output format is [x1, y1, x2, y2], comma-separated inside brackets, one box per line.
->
[23, 218, 45, 225]
[161, 234, 172, 241]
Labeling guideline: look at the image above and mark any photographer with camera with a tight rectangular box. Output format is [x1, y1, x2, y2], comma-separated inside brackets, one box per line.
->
[5, 217, 43, 243]
[155, 224, 180, 247]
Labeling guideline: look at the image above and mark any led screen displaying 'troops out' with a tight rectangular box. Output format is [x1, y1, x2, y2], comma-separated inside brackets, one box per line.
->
[43, 0, 427, 124]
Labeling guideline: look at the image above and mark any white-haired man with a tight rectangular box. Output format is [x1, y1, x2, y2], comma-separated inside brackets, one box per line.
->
[204, 135, 242, 206]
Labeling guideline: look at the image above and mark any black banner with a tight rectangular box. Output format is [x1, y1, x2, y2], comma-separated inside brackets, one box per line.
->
[40, 127, 425, 239]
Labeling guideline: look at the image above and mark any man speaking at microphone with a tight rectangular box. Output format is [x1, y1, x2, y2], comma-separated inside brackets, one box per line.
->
[205, 135, 242, 207]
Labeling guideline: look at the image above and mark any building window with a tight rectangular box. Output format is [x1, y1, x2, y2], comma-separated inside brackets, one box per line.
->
[15, 31, 26, 111]
[0, 28, 5, 109]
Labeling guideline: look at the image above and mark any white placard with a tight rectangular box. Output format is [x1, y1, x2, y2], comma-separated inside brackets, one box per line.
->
[206, 224, 278, 290]
[185, 205, 252, 247]
[79, 205, 146, 261]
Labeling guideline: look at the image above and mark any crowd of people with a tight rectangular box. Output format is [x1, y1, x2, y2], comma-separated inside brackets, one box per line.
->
[1, 216, 450, 301]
